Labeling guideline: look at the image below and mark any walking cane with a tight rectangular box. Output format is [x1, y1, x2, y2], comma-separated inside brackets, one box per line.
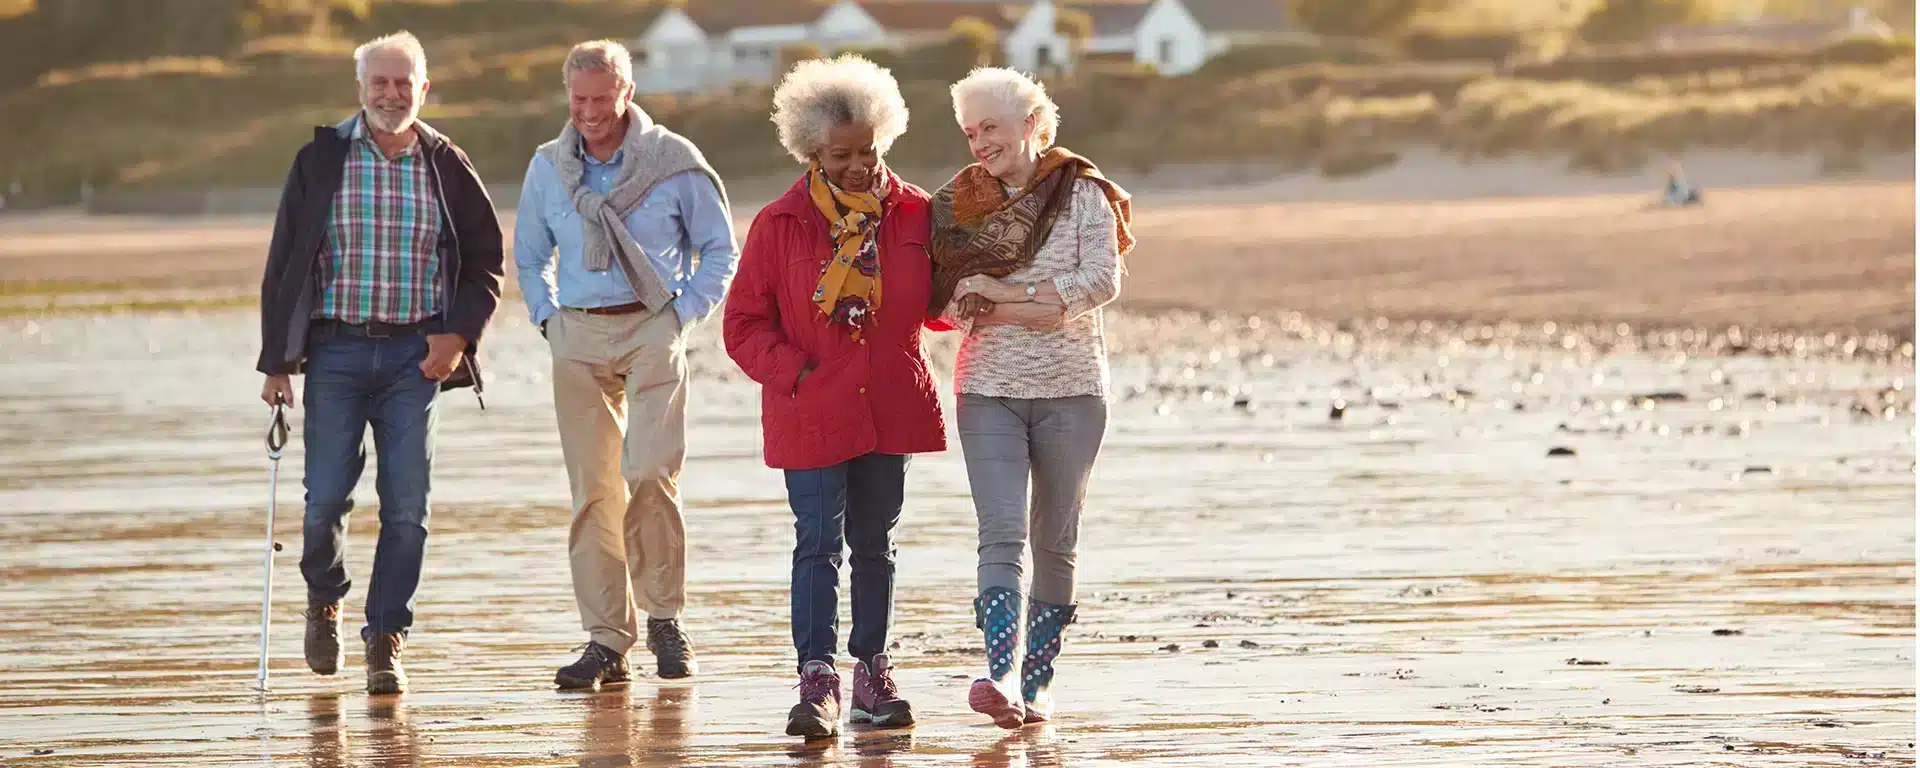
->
[257, 398, 291, 692]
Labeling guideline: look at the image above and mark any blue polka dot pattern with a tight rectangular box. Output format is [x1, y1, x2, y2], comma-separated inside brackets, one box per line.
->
[1021, 599, 1077, 715]
[974, 587, 1024, 685]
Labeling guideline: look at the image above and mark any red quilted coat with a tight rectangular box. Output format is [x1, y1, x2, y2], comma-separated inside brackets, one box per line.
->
[722, 170, 948, 470]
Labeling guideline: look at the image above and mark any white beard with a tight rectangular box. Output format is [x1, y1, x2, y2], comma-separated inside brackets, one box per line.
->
[363, 102, 419, 134]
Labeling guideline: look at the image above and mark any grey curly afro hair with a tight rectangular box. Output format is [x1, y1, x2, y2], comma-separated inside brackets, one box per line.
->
[770, 54, 910, 164]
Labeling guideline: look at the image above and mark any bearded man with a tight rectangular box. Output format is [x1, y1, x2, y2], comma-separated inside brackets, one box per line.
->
[254, 30, 504, 695]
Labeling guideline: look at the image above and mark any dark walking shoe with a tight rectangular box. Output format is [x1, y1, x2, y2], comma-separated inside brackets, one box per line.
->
[646, 618, 698, 679]
[365, 632, 407, 695]
[969, 587, 1027, 729]
[850, 654, 914, 727]
[1020, 600, 1078, 723]
[785, 660, 842, 739]
[555, 641, 631, 690]
[305, 599, 343, 676]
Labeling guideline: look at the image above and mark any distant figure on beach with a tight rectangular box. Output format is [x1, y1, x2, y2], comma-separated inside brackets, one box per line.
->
[253, 31, 506, 695]
[514, 40, 737, 691]
[928, 67, 1135, 729]
[1664, 163, 1703, 206]
[722, 54, 948, 740]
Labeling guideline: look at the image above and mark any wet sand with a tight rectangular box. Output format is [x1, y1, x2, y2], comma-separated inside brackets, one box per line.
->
[3, 182, 1915, 337]
[0, 302, 1913, 765]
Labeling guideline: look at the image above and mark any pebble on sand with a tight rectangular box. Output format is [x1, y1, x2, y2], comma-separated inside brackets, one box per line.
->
[1239, 640, 1261, 649]
[1548, 447, 1577, 457]
[1566, 658, 1609, 665]
[1203, 640, 1220, 648]
[1161, 643, 1182, 652]
[1712, 628, 1744, 636]
[1329, 400, 1347, 421]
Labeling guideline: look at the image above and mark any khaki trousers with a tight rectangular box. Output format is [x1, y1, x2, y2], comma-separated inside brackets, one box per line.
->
[548, 307, 688, 654]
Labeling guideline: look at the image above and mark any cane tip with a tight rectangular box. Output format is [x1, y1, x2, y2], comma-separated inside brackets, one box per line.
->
[273, 542, 284, 552]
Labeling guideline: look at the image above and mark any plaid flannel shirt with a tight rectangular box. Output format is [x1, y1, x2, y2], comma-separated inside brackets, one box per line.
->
[316, 114, 444, 324]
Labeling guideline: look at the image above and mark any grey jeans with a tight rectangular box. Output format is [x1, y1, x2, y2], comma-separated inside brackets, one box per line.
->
[957, 394, 1109, 605]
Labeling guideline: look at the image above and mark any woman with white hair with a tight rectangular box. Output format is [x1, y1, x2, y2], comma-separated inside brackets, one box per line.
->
[928, 67, 1135, 729]
[723, 54, 945, 739]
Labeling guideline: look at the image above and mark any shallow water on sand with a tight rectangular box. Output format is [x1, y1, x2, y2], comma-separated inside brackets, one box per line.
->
[0, 310, 1912, 766]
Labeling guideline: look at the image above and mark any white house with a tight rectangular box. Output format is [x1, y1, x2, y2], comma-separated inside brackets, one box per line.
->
[632, 0, 1020, 93]
[1003, 0, 1147, 74]
[1003, 0, 1304, 76]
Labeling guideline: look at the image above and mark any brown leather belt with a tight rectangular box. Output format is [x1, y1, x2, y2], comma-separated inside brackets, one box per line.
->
[578, 301, 648, 316]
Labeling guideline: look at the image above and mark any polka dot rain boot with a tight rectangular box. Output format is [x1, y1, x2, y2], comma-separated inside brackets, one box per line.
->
[1020, 599, 1077, 723]
[968, 586, 1027, 729]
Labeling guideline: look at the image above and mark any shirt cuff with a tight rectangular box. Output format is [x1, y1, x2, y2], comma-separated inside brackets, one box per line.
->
[1053, 274, 1093, 318]
[672, 297, 698, 332]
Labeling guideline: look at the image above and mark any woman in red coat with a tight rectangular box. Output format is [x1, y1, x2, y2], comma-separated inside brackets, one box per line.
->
[722, 54, 946, 740]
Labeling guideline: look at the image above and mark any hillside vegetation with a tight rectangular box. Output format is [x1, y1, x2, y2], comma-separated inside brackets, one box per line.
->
[0, 0, 1910, 208]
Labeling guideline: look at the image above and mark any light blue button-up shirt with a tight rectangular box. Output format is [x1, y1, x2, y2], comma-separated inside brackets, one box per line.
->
[514, 141, 738, 331]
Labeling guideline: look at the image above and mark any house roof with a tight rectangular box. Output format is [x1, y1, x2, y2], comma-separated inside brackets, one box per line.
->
[1069, 2, 1152, 37]
[857, 1, 1020, 32]
[1181, 0, 1294, 33]
[683, 0, 830, 34]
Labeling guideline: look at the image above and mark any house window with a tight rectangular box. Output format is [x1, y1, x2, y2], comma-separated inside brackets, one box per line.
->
[1158, 38, 1174, 64]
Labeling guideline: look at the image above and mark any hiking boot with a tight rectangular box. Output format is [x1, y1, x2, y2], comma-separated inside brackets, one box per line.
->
[969, 587, 1027, 729]
[1020, 600, 1077, 723]
[646, 618, 698, 679]
[304, 599, 342, 676]
[365, 632, 407, 695]
[785, 660, 842, 739]
[555, 641, 631, 690]
[850, 654, 914, 728]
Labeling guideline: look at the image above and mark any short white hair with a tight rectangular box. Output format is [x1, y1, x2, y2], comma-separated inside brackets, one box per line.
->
[354, 31, 427, 82]
[770, 54, 910, 164]
[564, 40, 634, 86]
[950, 67, 1059, 149]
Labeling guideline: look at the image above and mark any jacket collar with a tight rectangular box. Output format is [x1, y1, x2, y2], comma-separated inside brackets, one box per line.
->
[324, 111, 445, 150]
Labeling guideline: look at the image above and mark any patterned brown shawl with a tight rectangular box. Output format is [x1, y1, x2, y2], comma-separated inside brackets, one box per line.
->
[927, 147, 1134, 313]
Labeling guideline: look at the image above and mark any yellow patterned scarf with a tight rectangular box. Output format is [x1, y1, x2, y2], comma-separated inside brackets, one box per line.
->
[808, 163, 890, 339]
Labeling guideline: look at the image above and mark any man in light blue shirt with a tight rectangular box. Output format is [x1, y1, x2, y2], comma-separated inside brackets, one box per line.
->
[516, 150, 736, 331]
[517, 40, 738, 690]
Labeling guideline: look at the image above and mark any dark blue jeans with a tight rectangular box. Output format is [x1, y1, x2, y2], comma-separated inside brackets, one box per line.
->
[784, 453, 909, 673]
[299, 327, 440, 640]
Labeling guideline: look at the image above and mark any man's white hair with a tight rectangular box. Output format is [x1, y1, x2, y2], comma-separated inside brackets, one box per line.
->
[770, 54, 910, 164]
[950, 67, 1059, 149]
[354, 31, 427, 81]
[564, 40, 634, 86]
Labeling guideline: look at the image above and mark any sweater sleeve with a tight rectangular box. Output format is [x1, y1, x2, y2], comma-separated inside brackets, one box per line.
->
[1051, 181, 1122, 322]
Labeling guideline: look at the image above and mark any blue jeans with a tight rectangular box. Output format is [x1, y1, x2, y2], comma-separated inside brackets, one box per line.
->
[299, 327, 440, 640]
[784, 453, 909, 673]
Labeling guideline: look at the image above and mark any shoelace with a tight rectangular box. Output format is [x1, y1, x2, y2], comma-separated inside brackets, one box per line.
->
[569, 643, 613, 667]
[865, 661, 900, 698]
[650, 623, 690, 658]
[795, 672, 840, 703]
[370, 635, 402, 662]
